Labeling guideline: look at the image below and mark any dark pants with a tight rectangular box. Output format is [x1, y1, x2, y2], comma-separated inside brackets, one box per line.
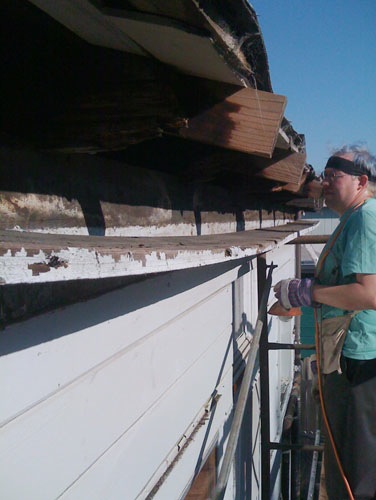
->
[322, 357, 376, 499]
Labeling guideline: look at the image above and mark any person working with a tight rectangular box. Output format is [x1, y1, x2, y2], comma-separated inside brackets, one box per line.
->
[274, 144, 376, 499]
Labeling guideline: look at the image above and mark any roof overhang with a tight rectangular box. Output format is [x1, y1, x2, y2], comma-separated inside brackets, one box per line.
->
[1, 1, 321, 207]
[29, 0, 250, 85]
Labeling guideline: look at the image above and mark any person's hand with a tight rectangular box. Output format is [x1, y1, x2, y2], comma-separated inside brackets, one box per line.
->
[274, 278, 315, 309]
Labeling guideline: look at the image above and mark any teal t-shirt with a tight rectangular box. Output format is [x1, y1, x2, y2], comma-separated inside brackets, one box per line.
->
[317, 198, 376, 360]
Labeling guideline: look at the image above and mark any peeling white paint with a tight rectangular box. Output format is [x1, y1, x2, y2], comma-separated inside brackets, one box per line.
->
[0, 222, 315, 285]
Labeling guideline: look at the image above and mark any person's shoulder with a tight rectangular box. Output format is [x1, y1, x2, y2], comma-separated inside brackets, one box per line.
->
[363, 198, 376, 212]
[345, 200, 376, 234]
[359, 198, 376, 220]
[348, 200, 376, 240]
[349, 198, 376, 217]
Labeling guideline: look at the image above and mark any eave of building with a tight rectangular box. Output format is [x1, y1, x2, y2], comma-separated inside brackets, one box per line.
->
[1, 0, 322, 226]
[23, 0, 312, 193]
[28, 0, 261, 87]
[0, 221, 316, 285]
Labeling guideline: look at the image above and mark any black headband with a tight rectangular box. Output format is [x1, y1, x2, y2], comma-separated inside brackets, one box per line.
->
[325, 156, 376, 181]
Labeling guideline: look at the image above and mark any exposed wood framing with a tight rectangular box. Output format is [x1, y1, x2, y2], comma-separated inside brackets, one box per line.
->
[180, 88, 286, 157]
[0, 222, 315, 284]
[43, 80, 183, 153]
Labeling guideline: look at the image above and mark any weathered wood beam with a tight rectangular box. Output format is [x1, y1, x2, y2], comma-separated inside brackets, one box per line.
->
[179, 88, 286, 157]
[0, 221, 315, 284]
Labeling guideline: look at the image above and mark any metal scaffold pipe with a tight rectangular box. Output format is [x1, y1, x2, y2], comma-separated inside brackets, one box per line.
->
[214, 262, 276, 500]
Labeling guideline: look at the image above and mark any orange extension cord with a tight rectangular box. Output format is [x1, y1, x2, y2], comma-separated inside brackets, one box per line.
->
[314, 308, 355, 500]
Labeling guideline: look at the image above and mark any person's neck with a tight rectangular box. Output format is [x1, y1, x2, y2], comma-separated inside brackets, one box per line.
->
[338, 191, 371, 216]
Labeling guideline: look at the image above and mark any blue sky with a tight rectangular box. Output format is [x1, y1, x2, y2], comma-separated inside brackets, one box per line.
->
[250, 1, 376, 173]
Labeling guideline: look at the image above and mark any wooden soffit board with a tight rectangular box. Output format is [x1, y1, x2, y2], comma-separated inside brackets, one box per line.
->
[179, 87, 287, 157]
[256, 150, 306, 187]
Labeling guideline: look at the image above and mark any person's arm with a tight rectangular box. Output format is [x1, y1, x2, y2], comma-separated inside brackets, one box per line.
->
[312, 273, 376, 310]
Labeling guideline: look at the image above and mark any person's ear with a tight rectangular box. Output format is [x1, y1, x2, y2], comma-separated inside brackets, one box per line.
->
[358, 174, 368, 189]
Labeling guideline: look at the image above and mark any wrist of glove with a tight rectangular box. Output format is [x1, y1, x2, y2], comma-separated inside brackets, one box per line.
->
[274, 278, 316, 309]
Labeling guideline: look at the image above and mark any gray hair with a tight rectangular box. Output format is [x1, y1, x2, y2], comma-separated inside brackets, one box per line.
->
[365, 180, 376, 196]
[332, 144, 376, 196]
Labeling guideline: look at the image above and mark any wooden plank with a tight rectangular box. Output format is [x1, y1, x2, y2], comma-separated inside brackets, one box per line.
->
[256, 150, 306, 185]
[180, 88, 286, 157]
[184, 445, 216, 498]
[0, 222, 315, 284]
[288, 234, 329, 244]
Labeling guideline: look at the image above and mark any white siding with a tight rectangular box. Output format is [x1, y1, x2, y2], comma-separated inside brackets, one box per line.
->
[0, 245, 297, 499]
[1, 262, 235, 499]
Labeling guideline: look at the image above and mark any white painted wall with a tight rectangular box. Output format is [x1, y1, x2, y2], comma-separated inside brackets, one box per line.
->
[0, 245, 297, 499]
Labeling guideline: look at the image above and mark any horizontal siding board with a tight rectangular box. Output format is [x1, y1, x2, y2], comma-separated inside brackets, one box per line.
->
[148, 369, 235, 500]
[1, 261, 242, 425]
[0, 308, 233, 500]
[60, 330, 234, 500]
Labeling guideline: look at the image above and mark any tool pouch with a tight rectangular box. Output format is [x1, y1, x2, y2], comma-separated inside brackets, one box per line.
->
[320, 313, 357, 374]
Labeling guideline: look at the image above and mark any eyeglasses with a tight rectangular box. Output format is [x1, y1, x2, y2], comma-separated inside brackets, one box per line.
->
[321, 172, 348, 182]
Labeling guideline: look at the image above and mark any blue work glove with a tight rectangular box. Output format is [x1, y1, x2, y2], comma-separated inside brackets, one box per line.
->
[274, 278, 315, 309]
